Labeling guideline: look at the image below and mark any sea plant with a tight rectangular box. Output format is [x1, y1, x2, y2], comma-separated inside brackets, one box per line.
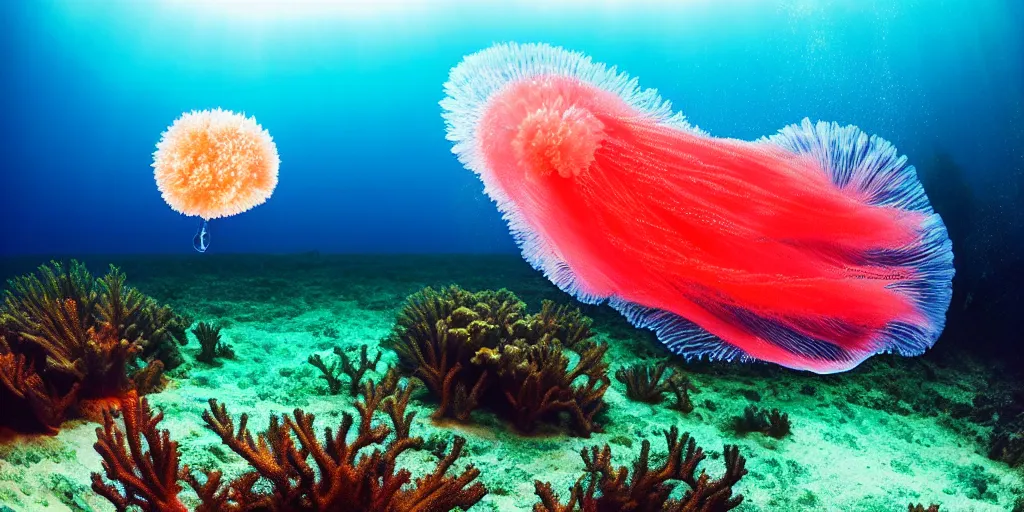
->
[615, 361, 675, 403]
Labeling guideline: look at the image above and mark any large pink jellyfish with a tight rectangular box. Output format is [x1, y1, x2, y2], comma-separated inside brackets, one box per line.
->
[441, 43, 954, 373]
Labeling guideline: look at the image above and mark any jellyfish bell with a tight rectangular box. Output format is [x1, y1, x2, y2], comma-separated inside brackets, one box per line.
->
[152, 108, 280, 252]
[441, 43, 954, 374]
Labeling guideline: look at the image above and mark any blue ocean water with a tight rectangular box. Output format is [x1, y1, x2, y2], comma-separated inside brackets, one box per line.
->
[1, 0, 1020, 257]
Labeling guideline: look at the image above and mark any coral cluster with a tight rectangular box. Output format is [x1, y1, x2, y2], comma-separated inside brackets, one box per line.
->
[91, 368, 487, 511]
[192, 321, 234, 364]
[0, 261, 188, 434]
[534, 426, 747, 511]
[385, 286, 610, 436]
[615, 360, 695, 413]
[733, 405, 792, 439]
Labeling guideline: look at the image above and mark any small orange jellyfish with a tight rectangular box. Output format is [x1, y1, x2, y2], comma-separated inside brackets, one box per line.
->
[153, 108, 280, 252]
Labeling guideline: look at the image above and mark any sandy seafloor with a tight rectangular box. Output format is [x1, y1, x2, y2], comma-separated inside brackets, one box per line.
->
[0, 254, 1021, 512]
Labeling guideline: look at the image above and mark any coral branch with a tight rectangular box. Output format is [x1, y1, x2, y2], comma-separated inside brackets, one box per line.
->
[90, 391, 187, 512]
[338, 344, 382, 396]
[386, 286, 609, 436]
[193, 321, 233, 364]
[615, 361, 674, 403]
[534, 426, 747, 511]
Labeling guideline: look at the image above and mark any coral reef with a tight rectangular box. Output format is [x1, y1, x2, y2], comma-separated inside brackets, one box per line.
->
[192, 321, 234, 364]
[534, 426, 747, 511]
[0, 261, 185, 433]
[908, 504, 940, 512]
[385, 286, 610, 436]
[733, 405, 791, 439]
[91, 369, 487, 511]
[307, 344, 382, 396]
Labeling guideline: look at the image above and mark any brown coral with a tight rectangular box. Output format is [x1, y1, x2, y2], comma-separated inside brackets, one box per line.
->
[615, 361, 675, 403]
[0, 261, 182, 434]
[307, 344, 382, 396]
[92, 369, 487, 512]
[534, 426, 747, 511]
[385, 286, 610, 436]
[192, 321, 234, 364]
[733, 405, 792, 439]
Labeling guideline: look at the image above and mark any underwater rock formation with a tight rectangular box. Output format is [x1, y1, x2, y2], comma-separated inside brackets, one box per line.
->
[533, 426, 747, 511]
[0, 261, 186, 434]
[92, 369, 487, 511]
[385, 285, 610, 436]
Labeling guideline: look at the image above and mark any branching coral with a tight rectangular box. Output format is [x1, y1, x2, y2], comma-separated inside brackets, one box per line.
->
[385, 286, 610, 436]
[307, 344, 382, 396]
[192, 321, 234, 364]
[495, 337, 609, 436]
[534, 426, 747, 511]
[615, 361, 675, 403]
[908, 504, 940, 512]
[91, 369, 487, 512]
[91, 391, 187, 512]
[668, 377, 695, 414]
[0, 261, 184, 433]
[733, 405, 791, 439]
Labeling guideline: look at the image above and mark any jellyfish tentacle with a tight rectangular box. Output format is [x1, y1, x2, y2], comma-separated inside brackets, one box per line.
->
[193, 219, 210, 253]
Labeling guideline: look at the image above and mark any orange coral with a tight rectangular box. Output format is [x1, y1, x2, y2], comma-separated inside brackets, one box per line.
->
[153, 108, 279, 220]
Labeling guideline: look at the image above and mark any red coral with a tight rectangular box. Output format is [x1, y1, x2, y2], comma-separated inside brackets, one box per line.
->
[534, 426, 747, 512]
[0, 349, 79, 434]
[91, 369, 487, 512]
[193, 374, 486, 510]
[91, 391, 187, 512]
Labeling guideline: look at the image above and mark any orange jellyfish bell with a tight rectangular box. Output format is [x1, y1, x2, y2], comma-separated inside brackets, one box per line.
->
[153, 108, 280, 251]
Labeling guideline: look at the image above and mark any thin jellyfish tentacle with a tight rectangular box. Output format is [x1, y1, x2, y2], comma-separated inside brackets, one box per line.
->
[193, 218, 210, 253]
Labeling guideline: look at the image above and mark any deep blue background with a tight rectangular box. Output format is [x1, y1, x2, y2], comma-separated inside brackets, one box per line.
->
[1, 0, 1021, 255]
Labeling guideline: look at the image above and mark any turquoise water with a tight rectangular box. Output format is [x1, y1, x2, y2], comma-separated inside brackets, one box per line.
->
[2, 0, 1021, 255]
[1, 1, 1022, 511]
